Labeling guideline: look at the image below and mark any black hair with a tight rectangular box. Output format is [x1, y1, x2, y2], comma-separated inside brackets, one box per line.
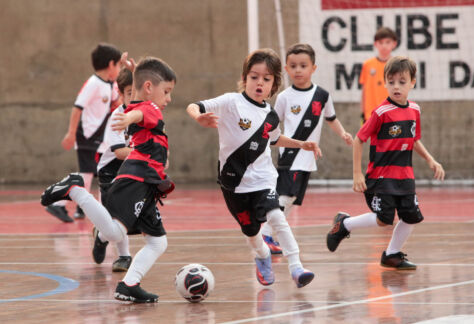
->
[91, 43, 121, 71]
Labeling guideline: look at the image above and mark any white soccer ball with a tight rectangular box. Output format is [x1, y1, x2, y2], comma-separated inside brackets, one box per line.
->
[175, 263, 215, 303]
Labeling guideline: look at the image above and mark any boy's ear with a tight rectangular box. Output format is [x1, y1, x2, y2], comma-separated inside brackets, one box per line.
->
[312, 64, 317, 73]
[411, 78, 417, 88]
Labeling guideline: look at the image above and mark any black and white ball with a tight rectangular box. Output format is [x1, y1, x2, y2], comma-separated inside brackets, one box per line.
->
[175, 264, 215, 303]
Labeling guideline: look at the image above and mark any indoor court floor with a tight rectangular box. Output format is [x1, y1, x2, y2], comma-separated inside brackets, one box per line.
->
[0, 184, 473, 323]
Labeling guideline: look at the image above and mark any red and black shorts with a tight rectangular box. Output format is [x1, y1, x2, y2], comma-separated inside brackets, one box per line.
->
[105, 178, 166, 237]
[276, 170, 311, 205]
[221, 188, 280, 237]
[364, 193, 424, 225]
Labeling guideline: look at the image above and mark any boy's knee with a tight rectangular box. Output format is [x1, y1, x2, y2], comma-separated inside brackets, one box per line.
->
[145, 235, 168, 253]
[267, 208, 288, 228]
[376, 218, 390, 227]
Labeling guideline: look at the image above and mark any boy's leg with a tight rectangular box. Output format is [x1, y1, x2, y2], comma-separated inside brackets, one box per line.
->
[112, 236, 132, 272]
[74, 172, 94, 219]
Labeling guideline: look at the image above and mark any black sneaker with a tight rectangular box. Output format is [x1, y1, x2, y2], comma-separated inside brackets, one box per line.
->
[92, 227, 108, 264]
[381, 251, 417, 270]
[112, 256, 132, 272]
[45, 205, 74, 223]
[41, 173, 84, 206]
[326, 212, 350, 252]
[114, 281, 158, 303]
[74, 206, 85, 220]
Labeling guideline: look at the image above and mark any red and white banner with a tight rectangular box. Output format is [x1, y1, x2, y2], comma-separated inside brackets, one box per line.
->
[300, 0, 474, 102]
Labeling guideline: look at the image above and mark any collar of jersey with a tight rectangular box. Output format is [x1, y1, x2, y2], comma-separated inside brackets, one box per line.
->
[292, 84, 314, 92]
[242, 91, 267, 108]
[94, 73, 114, 85]
[387, 96, 409, 108]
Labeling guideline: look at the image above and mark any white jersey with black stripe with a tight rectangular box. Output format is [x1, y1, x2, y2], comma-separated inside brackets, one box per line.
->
[275, 84, 336, 171]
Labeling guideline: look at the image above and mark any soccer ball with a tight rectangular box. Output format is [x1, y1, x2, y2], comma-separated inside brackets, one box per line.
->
[175, 264, 215, 303]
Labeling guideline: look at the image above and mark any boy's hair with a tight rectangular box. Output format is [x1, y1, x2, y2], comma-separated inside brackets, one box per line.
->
[133, 57, 177, 90]
[239, 48, 282, 97]
[384, 56, 417, 81]
[91, 43, 122, 71]
[286, 43, 316, 64]
[374, 27, 398, 42]
[116, 68, 133, 94]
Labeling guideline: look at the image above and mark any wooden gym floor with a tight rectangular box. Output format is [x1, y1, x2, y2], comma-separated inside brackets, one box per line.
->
[0, 185, 473, 323]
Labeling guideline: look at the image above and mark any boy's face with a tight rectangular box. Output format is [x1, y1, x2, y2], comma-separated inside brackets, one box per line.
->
[244, 62, 274, 104]
[285, 53, 316, 88]
[147, 80, 175, 110]
[384, 71, 416, 105]
[374, 38, 397, 59]
[121, 85, 133, 106]
[108, 61, 122, 81]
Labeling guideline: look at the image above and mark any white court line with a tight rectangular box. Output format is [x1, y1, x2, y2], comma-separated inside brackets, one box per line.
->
[221, 279, 474, 324]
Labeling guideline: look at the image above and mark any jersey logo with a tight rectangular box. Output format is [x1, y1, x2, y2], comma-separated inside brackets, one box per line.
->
[371, 196, 382, 212]
[290, 105, 301, 114]
[311, 101, 322, 116]
[262, 122, 272, 139]
[239, 118, 251, 130]
[102, 96, 109, 103]
[411, 121, 416, 137]
[304, 119, 311, 127]
[134, 200, 145, 217]
[389, 125, 402, 137]
[249, 141, 259, 151]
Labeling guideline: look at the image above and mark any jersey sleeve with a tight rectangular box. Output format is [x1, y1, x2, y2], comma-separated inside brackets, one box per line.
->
[357, 110, 380, 142]
[74, 78, 98, 110]
[274, 93, 286, 121]
[269, 125, 281, 144]
[198, 93, 233, 117]
[104, 108, 127, 151]
[133, 104, 164, 129]
[415, 109, 421, 141]
[324, 94, 336, 121]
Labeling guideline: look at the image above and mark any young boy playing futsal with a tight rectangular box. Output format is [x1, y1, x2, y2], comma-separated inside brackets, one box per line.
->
[93, 67, 133, 272]
[41, 56, 177, 303]
[46, 43, 122, 222]
[187, 48, 320, 288]
[326, 56, 445, 269]
[260, 43, 353, 254]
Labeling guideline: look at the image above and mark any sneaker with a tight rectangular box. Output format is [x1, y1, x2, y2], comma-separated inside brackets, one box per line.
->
[45, 205, 74, 223]
[255, 254, 275, 286]
[92, 227, 108, 264]
[262, 235, 283, 254]
[114, 281, 159, 303]
[112, 256, 132, 272]
[291, 268, 315, 288]
[41, 173, 84, 206]
[381, 251, 417, 270]
[326, 212, 350, 252]
[74, 206, 85, 220]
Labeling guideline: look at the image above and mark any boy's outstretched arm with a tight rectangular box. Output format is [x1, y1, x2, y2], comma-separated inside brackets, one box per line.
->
[111, 110, 143, 132]
[327, 118, 353, 146]
[353, 136, 366, 193]
[274, 135, 322, 160]
[186, 104, 218, 128]
[414, 140, 445, 181]
[61, 107, 82, 150]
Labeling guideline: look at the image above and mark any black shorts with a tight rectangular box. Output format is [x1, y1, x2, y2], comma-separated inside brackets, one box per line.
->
[105, 178, 166, 237]
[221, 188, 280, 237]
[364, 193, 424, 225]
[276, 170, 311, 205]
[77, 149, 101, 174]
[98, 159, 123, 205]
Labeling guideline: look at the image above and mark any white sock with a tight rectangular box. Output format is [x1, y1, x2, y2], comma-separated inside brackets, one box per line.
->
[279, 195, 296, 218]
[69, 187, 126, 242]
[123, 235, 167, 285]
[260, 222, 273, 237]
[343, 212, 378, 232]
[246, 233, 270, 259]
[386, 220, 414, 255]
[115, 236, 131, 257]
[266, 208, 302, 271]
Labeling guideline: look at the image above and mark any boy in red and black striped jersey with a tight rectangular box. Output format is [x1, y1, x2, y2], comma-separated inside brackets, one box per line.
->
[326, 56, 445, 270]
[41, 56, 176, 303]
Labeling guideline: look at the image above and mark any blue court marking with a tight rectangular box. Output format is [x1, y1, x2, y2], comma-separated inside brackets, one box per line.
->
[0, 270, 79, 303]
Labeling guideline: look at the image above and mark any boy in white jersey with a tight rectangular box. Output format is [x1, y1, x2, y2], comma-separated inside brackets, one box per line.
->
[261, 44, 353, 254]
[187, 48, 321, 288]
[46, 43, 122, 223]
[93, 67, 133, 272]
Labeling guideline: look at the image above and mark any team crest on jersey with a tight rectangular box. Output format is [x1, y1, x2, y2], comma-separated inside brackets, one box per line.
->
[389, 125, 402, 137]
[290, 105, 301, 114]
[102, 96, 109, 103]
[411, 121, 416, 137]
[239, 118, 251, 130]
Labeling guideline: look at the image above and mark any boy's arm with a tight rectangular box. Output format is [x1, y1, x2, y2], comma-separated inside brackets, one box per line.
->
[352, 136, 366, 192]
[111, 110, 143, 132]
[326, 118, 353, 146]
[186, 103, 218, 128]
[274, 135, 322, 160]
[113, 147, 132, 160]
[414, 140, 445, 180]
[61, 107, 82, 150]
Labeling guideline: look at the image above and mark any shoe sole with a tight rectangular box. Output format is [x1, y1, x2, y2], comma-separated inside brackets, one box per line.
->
[112, 266, 129, 272]
[295, 272, 315, 288]
[45, 207, 74, 223]
[114, 292, 158, 303]
[381, 263, 417, 270]
[256, 269, 275, 286]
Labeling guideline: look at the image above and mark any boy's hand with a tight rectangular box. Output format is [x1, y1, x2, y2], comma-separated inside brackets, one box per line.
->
[301, 141, 322, 160]
[61, 132, 75, 150]
[121, 52, 136, 72]
[353, 172, 366, 193]
[111, 112, 132, 131]
[196, 112, 218, 128]
[342, 132, 353, 146]
[429, 159, 445, 181]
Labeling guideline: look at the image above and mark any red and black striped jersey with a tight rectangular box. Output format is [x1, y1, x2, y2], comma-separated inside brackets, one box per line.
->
[116, 101, 168, 184]
[357, 97, 421, 195]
